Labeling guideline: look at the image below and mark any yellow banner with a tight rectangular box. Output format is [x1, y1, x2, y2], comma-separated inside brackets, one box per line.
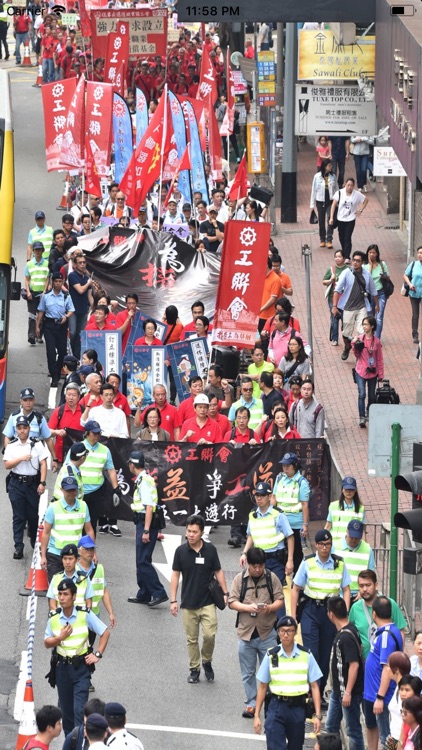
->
[298, 30, 375, 80]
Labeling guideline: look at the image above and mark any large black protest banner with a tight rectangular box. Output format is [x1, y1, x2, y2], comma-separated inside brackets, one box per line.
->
[65, 432, 331, 526]
[82, 226, 220, 325]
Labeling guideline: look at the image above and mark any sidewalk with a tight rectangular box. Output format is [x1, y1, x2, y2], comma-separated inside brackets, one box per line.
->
[272, 142, 418, 524]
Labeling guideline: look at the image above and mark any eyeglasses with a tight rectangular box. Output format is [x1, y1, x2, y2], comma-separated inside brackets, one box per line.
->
[242, 387, 253, 392]
[317, 542, 332, 548]
[279, 629, 295, 635]
[117, 198, 125, 201]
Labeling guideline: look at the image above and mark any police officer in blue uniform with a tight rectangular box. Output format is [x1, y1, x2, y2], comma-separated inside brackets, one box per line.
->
[44, 579, 110, 736]
[36, 273, 75, 388]
[3, 387, 57, 465]
[290, 529, 351, 707]
[254, 615, 323, 750]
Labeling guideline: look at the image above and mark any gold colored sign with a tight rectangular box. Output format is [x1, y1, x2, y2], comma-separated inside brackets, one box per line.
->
[298, 30, 375, 81]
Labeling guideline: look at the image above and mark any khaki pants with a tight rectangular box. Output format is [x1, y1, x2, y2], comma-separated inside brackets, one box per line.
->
[182, 604, 218, 669]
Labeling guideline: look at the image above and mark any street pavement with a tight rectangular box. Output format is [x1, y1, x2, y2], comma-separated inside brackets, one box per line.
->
[0, 52, 417, 749]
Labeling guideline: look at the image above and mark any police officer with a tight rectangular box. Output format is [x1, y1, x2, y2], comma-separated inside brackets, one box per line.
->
[127, 451, 168, 607]
[53, 441, 88, 502]
[36, 272, 75, 388]
[254, 615, 322, 750]
[336, 519, 375, 603]
[24, 241, 50, 345]
[271, 452, 311, 574]
[41, 473, 94, 581]
[105, 702, 144, 749]
[240, 482, 294, 603]
[63, 421, 122, 533]
[77, 535, 116, 630]
[44, 579, 110, 736]
[85, 713, 109, 745]
[47, 543, 94, 610]
[3, 415, 48, 559]
[290, 528, 351, 707]
[3, 387, 57, 465]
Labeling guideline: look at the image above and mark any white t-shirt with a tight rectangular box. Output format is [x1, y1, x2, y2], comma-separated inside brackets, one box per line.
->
[85, 405, 129, 438]
[334, 188, 365, 222]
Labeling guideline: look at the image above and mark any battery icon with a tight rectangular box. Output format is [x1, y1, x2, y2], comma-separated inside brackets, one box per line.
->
[390, 5, 415, 13]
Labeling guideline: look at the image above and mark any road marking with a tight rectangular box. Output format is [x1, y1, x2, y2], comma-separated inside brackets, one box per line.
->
[13, 651, 28, 720]
[126, 724, 267, 741]
[48, 387, 57, 410]
[153, 533, 182, 582]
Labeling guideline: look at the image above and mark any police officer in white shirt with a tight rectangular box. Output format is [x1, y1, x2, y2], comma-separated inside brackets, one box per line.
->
[105, 702, 144, 749]
[4, 415, 49, 559]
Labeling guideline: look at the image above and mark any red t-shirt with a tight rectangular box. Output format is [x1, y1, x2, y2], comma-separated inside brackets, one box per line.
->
[223, 427, 261, 443]
[48, 403, 84, 461]
[79, 393, 102, 408]
[134, 336, 162, 346]
[175, 396, 195, 427]
[211, 412, 230, 436]
[179, 416, 222, 443]
[264, 427, 301, 442]
[115, 310, 133, 352]
[84, 318, 117, 331]
[15, 15, 30, 33]
[113, 391, 131, 416]
[141, 401, 177, 440]
[23, 739, 49, 750]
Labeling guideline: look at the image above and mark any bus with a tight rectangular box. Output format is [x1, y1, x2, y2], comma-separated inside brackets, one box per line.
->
[0, 70, 15, 422]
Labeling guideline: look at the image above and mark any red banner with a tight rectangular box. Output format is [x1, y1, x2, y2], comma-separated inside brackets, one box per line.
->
[78, 0, 92, 38]
[91, 8, 167, 62]
[59, 75, 85, 170]
[197, 44, 218, 105]
[212, 221, 271, 349]
[229, 152, 248, 200]
[42, 79, 77, 172]
[85, 137, 102, 197]
[104, 21, 129, 96]
[119, 89, 173, 214]
[220, 52, 235, 137]
[85, 81, 113, 178]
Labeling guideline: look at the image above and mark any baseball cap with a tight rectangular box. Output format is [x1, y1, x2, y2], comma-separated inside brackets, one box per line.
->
[167, 198, 177, 205]
[35, 211, 45, 219]
[84, 420, 102, 434]
[347, 519, 365, 538]
[104, 702, 126, 717]
[32, 241, 45, 250]
[280, 452, 299, 466]
[207, 206, 218, 213]
[193, 394, 209, 406]
[315, 529, 332, 544]
[78, 534, 96, 549]
[85, 714, 108, 731]
[77, 365, 95, 377]
[342, 476, 357, 490]
[127, 451, 145, 467]
[255, 481, 272, 495]
[182, 203, 191, 210]
[20, 387, 35, 399]
[70, 442, 88, 459]
[16, 415, 30, 427]
[276, 615, 297, 629]
[61, 476, 79, 490]
[60, 543, 78, 557]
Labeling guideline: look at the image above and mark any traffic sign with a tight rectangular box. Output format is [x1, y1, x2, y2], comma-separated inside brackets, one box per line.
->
[368, 405, 422, 477]
[295, 84, 376, 136]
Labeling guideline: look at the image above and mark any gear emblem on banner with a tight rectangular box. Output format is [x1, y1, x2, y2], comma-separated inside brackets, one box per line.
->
[164, 445, 182, 464]
[239, 227, 256, 247]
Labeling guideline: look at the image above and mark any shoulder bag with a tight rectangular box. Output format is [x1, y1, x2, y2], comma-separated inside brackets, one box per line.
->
[380, 261, 394, 298]
[309, 209, 318, 225]
[402, 260, 415, 297]
[208, 577, 226, 610]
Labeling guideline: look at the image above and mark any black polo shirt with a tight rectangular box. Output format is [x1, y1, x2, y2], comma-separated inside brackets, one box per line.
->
[261, 388, 284, 417]
[172, 541, 221, 609]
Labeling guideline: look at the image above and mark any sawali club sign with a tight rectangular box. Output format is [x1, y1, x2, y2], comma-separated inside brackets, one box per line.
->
[298, 30, 375, 81]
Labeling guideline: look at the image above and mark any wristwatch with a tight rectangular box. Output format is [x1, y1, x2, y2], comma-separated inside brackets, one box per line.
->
[143, 529, 150, 534]
[40, 481, 46, 486]
[376, 694, 384, 701]
[314, 714, 322, 720]
[94, 651, 102, 659]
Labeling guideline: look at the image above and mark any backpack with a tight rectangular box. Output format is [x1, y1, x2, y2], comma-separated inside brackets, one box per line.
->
[56, 401, 84, 428]
[290, 400, 323, 426]
[375, 379, 400, 405]
[235, 568, 275, 627]
[12, 410, 43, 429]
[230, 426, 255, 441]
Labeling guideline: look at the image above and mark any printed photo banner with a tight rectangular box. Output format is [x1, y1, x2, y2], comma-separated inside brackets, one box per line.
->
[80, 329, 122, 377]
[166, 338, 209, 403]
[126, 310, 168, 349]
[123, 345, 167, 409]
[63, 435, 331, 525]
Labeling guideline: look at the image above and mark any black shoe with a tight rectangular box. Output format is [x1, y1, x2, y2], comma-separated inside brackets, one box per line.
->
[128, 596, 150, 604]
[340, 349, 350, 361]
[413, 336, 419, 344]
[36, 337, 43, 343]
[51, 378, 59, 388]
[227, 537, 241, 548]
[359, 418, 367, 428]
[28, 338, 36, 346]
[98, 524, 109, 534]
[5, 55, 10, 60]
[148, 594, 169, 607]
[109, 525, 122, 537]
[203, 662, 214, 681]
[13, 548, 23, 560]
[242, 707, 255, 719]
[187, 668, 200, 683]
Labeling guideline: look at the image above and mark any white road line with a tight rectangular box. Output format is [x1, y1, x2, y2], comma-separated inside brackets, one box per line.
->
[13, 651, 28, 720]
[153, 533, 182, 583]
[48, 387, 58, 410]
[126, 724, 266, 741]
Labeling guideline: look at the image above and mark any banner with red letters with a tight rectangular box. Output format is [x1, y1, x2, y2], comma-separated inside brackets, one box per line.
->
[85, 81, 114, 178]
[212, 221, 271, 349]
[42, 79, 77, 172]
[104, 21, 129, 96]
[91, 8, 168, 62]
[60, 75, 85, 170]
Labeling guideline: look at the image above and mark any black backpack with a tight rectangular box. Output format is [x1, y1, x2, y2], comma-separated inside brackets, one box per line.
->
[235, 568, 275, 627]
[375, 379, 400, 405]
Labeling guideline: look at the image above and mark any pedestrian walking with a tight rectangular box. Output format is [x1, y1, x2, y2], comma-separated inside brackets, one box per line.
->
[23, 705, 62, 749]
[170, 514, 228, 684]
[36, 273, 75, 388]
[364, 243, 392, 339]
[350, 135, 373, 192]
[351, 315, 384, 427]
[4, 414, 48, 559]
[335, 520, 375, 602]
[24, 241, 49, 345]
[403, 246, 422, 344]
[322, 249, 348, 346]
[44, 579, 110, 736]
[332, 251, 378, 361]
[310, 159, 338, 248]
[254, 615, 322, 749]
[229, 547, 284, 719]
[127, 451, 168, 607]
[272, 453, 310, 574]
[325, 596, 365, 750]
[329, 179, 368, 260]
[325, 475, 366, 546]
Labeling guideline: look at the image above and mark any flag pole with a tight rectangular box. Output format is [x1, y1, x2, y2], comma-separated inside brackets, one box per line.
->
[157, 84, 168, 225]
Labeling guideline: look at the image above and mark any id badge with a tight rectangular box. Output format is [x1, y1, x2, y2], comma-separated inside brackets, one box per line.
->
[195, 557, 205, 565]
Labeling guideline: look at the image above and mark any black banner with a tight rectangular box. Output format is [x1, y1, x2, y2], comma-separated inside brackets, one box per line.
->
[65, 433, 330, 526]
[83, 227, 220, 326]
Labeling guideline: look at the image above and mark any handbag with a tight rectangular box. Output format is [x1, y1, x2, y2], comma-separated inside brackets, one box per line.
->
[402, 260, 415, 297]
[309, 209, 318, 225]
[331, 206, 338, 229]
[380, 262, 394, 298]
[208, 577, 226, 610]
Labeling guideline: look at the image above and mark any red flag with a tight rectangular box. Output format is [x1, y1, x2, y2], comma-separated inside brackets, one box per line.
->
[229, 153, 248, 200]
[163, 145, 191, 209]
[85, 137, 102, 197]
[60, 75, 85, 169]
[104, 21, 129, 95]
[196, 44, 218, 105]
[120, 88, 173, 214]
[212, 221, 271, 349]
[208, 105, 222, 181]
[85, 81, 114, 178]
[220, 50, 235, 137]
[78, 0, 92, 38]
[42, 78, 77, 172]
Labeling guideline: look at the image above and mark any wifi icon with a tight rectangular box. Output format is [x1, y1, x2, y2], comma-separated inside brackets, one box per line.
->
[51, 4, 66, 15]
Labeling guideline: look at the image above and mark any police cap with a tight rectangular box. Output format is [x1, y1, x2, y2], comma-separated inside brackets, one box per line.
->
[16, 415, 30, 427]
[85, 713, 109, 731]
[255, 481, 272, 495]
[276, 615, 297, 629]
[61, 476, 79, 490]
[77, 365, 95, 377]
[342, 476, 357, 490]
[104, 702, 126, 718]
[63, 354, 79, 365]
[20, 387, 35, 399]
[315, 529, 332, 544]
[52, 272, 63, 281]
[60, 543, 78, 557]
[35, 210, 45, 220]
[57, 579, 77, 594]
[128, 451, 145, 467]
